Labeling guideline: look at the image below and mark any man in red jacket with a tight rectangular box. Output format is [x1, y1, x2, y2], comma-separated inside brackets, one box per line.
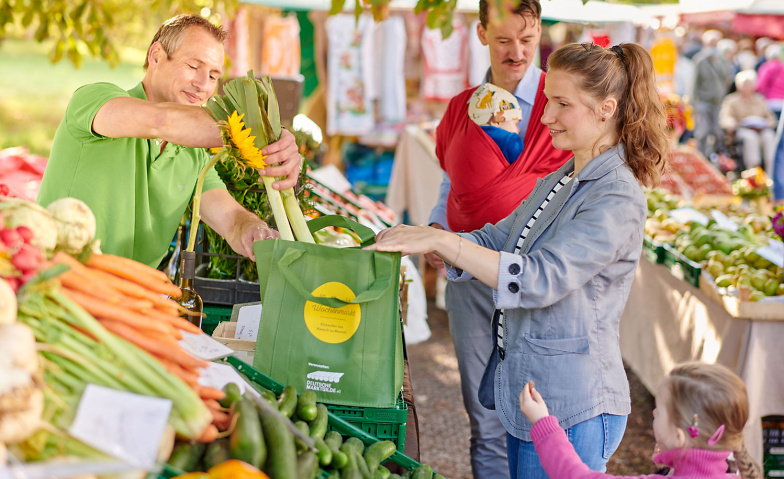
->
[425, 1, 571, 477]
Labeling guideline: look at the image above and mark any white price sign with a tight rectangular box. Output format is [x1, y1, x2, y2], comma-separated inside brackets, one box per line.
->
[179, 331, 234, 360]
[234, 303, 262, 340]
[757, 239, 784, 268]
[668, 207, 709, 225]
[198, 361, 260, 398]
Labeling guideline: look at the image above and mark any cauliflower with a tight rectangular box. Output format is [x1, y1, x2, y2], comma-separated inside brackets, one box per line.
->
[46, 197, 97, 255]
[0, 198, 58, 256]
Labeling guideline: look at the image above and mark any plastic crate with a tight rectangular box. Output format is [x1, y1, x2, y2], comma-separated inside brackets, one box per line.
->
[227, 357, 414, 463]
[194, 276, 261, 306]
[642, 235, 667, 265]
[201, 305, 232, 336]
[662, 243, 702, 288]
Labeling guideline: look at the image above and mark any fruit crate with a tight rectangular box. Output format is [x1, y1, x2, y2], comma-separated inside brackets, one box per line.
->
[643, 235, 667, 265]
[662, 243, 702, 288]
[201, 304, 232, 336]
[227, 357, 414, 464]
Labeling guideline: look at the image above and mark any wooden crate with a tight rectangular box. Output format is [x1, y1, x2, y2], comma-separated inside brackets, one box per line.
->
[211, 321, 256, 364]
[698, 274, 784, 321]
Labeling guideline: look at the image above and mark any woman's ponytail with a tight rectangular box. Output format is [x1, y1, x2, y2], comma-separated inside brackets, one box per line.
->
[734, 442, 762, 479]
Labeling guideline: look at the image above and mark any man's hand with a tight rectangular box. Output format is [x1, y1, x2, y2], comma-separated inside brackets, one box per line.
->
[259, 129, 302, 191]
[234, 218, 279, 261]
[424, 223, 445, 269]
[519, 381, 549, 425]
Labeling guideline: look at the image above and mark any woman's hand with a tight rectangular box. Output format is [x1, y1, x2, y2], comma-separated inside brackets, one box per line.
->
[365, 224, 448, 257]
[519, 381, 550, 425]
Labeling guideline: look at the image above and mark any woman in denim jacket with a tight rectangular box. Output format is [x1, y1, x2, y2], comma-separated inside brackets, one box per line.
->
[368, 42, 670, 479]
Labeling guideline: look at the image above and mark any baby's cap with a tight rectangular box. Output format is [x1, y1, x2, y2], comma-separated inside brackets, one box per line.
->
[468, 83, 523, 125]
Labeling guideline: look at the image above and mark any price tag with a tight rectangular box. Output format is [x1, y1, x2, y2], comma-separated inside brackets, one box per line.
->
[179, 331, 234, 360]
[757, 239, 784, 267]
[668, 207, 709, 225]
[710, 210, 739, 232]
[197, 362, 260, 398]
[234, 304, 262, 340]
[69, 384, 172, 469]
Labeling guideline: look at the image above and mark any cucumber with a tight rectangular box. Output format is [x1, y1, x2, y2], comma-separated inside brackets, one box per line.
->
[378, 465, 391, 479]
[344, 437, 365, 455]
[433, 474, 446, 479]
[340, 441, 358, 470]
[389, 475, 403, 479]
[343, 470, 364, 479]
[364, 440, 396, 471]
[277, 385, 298, 418]
[309, 403, 329, 439]
[229, 397, 266, 468]
[219, 382, 243, 408]
[324, 431, 344, 450]
[296, 450, 319, 479]
[354, 450, 372, 479]
[373, 471, 385, 479]
[259, 402, 297, 479]
[167, 441, 205, 472]
[314, 436, 334, 467]
[201, 438, 230, 470]
[294, 420, 311, 453]
[296, 389, 319, 422]
[411, 465, 433, 479]
[261, 390, 278, 409]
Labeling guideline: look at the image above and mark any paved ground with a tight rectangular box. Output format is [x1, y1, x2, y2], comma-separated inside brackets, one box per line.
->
[407, 299, 658, 479]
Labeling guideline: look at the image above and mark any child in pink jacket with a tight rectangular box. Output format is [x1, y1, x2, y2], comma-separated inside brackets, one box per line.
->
[520, 362, 761, 479]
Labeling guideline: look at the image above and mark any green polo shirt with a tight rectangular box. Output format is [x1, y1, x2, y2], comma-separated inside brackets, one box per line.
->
[38, 82, 226, 268]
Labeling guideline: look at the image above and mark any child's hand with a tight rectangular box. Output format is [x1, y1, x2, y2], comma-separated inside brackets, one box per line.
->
[519, 380, 549, 425]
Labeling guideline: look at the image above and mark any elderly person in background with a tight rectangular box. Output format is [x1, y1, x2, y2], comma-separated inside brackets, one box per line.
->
[692, 29, 734, 159]
[720, 70, 778, 173]
[756, 43, 784, 120]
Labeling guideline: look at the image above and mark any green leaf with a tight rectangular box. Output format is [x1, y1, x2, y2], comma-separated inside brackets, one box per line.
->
[49, 38, 66, 64]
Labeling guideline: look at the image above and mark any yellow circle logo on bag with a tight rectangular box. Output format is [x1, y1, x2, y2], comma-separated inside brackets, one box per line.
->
[304, 282, 361, 343]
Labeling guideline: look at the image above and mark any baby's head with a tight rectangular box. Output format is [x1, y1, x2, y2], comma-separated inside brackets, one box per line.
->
[655, 362, 760, 477]
[469, 83, 522, 134]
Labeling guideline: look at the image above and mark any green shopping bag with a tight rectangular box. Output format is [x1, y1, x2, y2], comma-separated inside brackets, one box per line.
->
[252, 215, 403, 408]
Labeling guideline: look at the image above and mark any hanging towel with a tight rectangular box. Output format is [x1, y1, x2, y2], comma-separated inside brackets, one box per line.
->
[421, 18, 469, 102]
[260, 14, 301, 78]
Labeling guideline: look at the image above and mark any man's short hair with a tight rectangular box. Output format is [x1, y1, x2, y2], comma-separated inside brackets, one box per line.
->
[478, 0, 542, 28]
[144, 14, 228, 70]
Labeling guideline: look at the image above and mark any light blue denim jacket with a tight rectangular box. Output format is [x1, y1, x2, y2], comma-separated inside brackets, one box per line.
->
[446, 144, 644, 440]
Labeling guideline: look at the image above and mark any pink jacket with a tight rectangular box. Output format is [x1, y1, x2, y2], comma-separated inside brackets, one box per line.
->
[531, 416, 734, 479]
[757, 59, 784, 101]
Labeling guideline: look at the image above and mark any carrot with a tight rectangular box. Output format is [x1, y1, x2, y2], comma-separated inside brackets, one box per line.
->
[195, 424, 219, 443]
[203, 399, 223, 410]
[143, 308, 202, 335]
[98, 318, 208, 370]
[59, 269, 124, 303]
[209, 408, 231, 431]
[63, 288, 177, 338]
[131, 320, 183, 341]
[199, 387, 226, 401]
[157, 358, 200, 387]
[86, 268, 181, 311]
[87, 253, 182, 297]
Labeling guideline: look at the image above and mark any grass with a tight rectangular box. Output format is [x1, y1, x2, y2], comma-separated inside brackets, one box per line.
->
[0, 39, 145, 157]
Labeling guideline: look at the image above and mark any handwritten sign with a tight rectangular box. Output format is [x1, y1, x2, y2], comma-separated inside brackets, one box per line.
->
[234, 304, 262, 340]
[710, 210, 739, 232]
[69, 384, 171, 469]
[179, 331, 234, 361]
[668, 207, 709, 226]
[757, 239, 784, 267]
[198, 361, 260, 398]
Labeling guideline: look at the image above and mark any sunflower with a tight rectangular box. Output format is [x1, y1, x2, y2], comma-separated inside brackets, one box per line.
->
[226, 111, 267, 169]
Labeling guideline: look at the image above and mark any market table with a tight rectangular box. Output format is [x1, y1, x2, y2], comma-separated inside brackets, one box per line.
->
[619, 256, 784, 465]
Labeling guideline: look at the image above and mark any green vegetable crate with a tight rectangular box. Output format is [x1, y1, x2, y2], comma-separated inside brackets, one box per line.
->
[229, 357, 410, 455]
[201, 305, 232, 336]
[662, 243, 702, 288]
[643, 235, 667, 265]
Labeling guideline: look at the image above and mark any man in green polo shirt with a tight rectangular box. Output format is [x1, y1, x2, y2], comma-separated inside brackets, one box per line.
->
[37, 13, 302, 268]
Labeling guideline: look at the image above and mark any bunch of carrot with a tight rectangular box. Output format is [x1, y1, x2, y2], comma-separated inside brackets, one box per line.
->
[51, 251, 230, 441]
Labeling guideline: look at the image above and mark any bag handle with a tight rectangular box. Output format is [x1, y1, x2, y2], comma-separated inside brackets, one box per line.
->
[307, 215, 377, 248]
[277, 248, 396, 308]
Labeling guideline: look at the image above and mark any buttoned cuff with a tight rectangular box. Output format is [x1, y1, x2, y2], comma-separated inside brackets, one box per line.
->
[494, 251, 523, 308]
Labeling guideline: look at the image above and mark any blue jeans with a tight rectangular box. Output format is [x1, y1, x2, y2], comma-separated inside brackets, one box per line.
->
[506, 414, 628, 479]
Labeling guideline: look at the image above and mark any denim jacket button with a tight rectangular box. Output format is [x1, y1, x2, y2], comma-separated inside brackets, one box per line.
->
[508, 282, 519, 293]
[508, 263, 521, 275]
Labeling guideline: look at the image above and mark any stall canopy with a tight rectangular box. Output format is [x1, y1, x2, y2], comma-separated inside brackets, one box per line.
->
[733, 0, 784, 39]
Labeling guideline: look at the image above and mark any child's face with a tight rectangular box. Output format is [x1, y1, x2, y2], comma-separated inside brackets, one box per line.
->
[653, 384, 685, 453]
[490, 118, 521, 134]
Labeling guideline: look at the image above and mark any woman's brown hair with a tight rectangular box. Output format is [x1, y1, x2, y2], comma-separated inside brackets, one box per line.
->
[664, 362, 761, 479]
[546, 43, 669, 187]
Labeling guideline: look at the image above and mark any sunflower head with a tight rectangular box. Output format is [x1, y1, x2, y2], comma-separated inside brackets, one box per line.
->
[226, 111, 267, 169]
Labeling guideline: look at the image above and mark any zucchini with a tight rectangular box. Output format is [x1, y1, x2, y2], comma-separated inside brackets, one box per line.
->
[219, 382, 242, 408]
[378, 465, 391, 479]
[296, 389, 319, 422]
[314, 436, 334, 467]
[324, 431, 348, 469]
[201, 438, 230, 470]
[294, 420, 311, 453]
[296, 450, 319, 479]
[364, 440, 396, 471]
[167, 441, 205, 472]
[277, 385, 298, 418]
[411, 465, 433, 479]
[309, 403, 329, 439]
[229, 397, 266, 468]
[261, 389, 278, 409]
[343, 470, 364, 479]
[373, 471, 385, 479]
[259, 401, 298, 479]
[433, 474, 446, 479]
[389, 474, 404, 479]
